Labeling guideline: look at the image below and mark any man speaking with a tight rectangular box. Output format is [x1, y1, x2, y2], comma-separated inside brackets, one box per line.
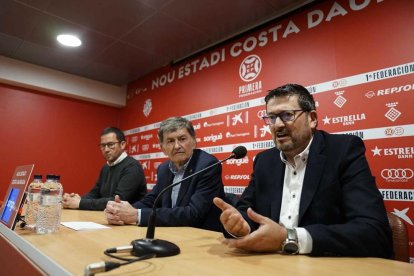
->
[214, 84, 392, 258]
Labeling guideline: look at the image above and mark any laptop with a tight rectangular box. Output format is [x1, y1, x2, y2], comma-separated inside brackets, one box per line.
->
[0, 164, 34, 230]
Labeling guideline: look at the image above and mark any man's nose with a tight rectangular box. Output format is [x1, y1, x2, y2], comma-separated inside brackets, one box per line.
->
[273, 116, 285, 128]
[173, 140, 182, 149]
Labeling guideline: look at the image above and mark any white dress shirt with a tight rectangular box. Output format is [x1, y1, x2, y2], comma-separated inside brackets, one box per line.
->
[137, 155, 192, 224]
[279, 138, 313, 254]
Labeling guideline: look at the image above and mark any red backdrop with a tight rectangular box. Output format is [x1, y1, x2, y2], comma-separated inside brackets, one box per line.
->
[1, 0, 412, 262]
[121, 0, 414, 261]
[0, 84, 121, 198]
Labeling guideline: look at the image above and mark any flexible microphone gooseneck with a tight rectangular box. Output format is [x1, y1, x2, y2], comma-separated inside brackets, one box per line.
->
[130, 146, 248, 258]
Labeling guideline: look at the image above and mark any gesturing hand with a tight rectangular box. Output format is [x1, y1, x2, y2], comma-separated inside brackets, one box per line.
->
[214, 197, 288, 252]
[213, 197, 250, 237]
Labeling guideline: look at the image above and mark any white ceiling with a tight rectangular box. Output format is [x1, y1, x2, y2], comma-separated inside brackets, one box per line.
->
[0, 0, 315, 86]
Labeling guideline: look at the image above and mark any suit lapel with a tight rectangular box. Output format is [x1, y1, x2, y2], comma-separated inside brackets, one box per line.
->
[298, 131, 326, 223]
[270, 155, 286, 222]
[160, 172, 174, 208]
[175, 149, 199, 206]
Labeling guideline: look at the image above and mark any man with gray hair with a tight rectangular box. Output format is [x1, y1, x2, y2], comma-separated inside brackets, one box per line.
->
[105, 117, 225, 231]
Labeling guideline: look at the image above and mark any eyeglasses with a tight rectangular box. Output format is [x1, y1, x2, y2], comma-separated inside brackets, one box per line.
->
[99, 141, 121, 150]
[262, 110, 305, 125]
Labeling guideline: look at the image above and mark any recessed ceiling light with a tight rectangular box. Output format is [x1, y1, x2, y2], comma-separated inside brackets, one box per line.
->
[56, 34, 82, 47]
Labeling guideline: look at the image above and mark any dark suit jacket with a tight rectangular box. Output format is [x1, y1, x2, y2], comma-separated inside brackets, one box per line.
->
[236, 130, 393, 258]
[133, 149, 225, 231]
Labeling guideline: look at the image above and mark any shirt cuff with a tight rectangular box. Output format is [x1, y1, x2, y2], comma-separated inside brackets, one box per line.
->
[296, 227, 313, 254]
[137, 209, 141, 225]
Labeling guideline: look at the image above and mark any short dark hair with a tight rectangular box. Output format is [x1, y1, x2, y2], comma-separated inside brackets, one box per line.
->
[264, 84, 316, 111]
[158, 117, 195, 143]
[101, 127, 125, 142]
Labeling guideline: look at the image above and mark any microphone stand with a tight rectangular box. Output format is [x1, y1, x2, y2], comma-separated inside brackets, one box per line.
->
[131, 153, 237, 257]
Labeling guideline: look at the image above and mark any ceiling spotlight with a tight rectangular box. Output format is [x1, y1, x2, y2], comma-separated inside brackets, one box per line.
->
[57, 34, 82, 47]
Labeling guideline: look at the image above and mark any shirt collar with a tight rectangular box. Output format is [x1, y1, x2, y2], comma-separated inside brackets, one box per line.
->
[280, 136, 313, 165]
[107, 151, 127, 167]
[169, 154, 193, 175]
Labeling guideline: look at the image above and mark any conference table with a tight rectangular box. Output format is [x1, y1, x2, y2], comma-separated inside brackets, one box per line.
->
[2, 209, 413, 275]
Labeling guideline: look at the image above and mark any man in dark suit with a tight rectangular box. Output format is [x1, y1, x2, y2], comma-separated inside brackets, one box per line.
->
[105, 117, 225, 231]
[214, 84, 393, 257]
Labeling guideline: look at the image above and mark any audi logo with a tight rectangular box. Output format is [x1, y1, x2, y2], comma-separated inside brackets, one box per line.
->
[381, 168, 413, 180]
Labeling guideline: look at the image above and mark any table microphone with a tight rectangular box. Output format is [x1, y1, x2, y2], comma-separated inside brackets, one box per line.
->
[130, 146, 248, 258]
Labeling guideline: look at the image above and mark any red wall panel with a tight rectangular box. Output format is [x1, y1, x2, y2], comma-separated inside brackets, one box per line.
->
[0, 84, 121, 199]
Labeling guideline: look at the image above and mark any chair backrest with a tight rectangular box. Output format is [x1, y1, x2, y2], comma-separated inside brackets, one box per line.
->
[386, 212, 410, 262]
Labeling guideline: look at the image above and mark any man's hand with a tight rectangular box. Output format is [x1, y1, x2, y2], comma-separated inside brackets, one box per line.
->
[222, 207, 288, 252]
[213, 197, 251, 237]
[104, 195, 138, 225]
[62, 193, 81, 209]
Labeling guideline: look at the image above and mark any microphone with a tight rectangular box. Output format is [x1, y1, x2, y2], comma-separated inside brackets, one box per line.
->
[131, 146, 247, 257]
[230, 145, 247, 159]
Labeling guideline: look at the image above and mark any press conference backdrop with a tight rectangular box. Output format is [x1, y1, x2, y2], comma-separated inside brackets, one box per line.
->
[119, 0, 414, 261]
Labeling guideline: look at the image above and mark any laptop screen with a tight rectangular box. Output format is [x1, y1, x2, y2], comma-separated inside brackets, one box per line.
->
[1, 188, 21, 224]
[0, 164, 34, 230]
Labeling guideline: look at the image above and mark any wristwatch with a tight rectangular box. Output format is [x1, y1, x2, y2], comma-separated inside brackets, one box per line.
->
[282, 228, 299, 254]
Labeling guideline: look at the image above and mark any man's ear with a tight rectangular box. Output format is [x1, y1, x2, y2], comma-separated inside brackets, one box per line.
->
[120, 140, 127, 150]
[160, 143, 167, 156]
[309, 110, 318, 129]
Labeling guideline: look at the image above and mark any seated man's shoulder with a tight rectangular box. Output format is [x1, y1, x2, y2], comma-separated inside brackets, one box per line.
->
[124, 156, 144, 168]
[255, 147, 279, 160]
[320, 130, 364, 146]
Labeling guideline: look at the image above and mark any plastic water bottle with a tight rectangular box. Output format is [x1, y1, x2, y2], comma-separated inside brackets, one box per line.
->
[36, 174, 62, 234]
[25, 174, 43, 230]
[54, 175, 63, 231]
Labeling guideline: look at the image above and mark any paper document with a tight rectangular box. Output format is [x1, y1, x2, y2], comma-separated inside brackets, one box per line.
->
[61, 221, 110, 231]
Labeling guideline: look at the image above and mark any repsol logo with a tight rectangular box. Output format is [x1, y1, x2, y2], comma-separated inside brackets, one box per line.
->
[365, 84, 414, 98]
[225, 175, 250, 180]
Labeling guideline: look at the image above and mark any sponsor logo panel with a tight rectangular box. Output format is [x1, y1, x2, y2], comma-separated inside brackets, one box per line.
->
[380, 168, 413, 182]
[384, 102, 401, 122]
[322, 113, 366, 126]
[225, 156, 249, 166]
[371, 146, 414, 159]
[224, 186, 246, 195]
[238, 54, 263, 98]
[365, 83, 414, 98]
[227, 111, 249, 127]
[224, 175, 251, 180]
[380, 189, 414, 202]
